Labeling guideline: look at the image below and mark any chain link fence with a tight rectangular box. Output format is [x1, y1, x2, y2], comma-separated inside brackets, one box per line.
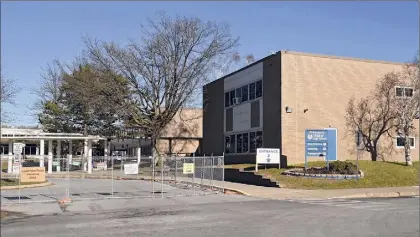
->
[1, 154, 224, 204]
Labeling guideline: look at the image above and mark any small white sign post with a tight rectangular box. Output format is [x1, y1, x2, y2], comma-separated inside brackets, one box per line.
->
[256, 148, 281, 172]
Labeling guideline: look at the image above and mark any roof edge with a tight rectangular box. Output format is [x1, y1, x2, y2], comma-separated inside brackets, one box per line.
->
[280, 50, 406, 65]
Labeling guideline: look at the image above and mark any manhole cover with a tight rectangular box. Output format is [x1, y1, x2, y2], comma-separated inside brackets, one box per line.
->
[4, 196, 31, 200]
[151, 191, 167, 194]
[71, 193, 81, 196]
[97, 192, 112, 196]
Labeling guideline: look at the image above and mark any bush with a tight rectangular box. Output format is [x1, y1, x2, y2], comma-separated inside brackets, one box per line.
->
[328, 161, 358, 175]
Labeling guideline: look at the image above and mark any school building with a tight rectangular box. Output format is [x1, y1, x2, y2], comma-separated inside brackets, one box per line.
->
[202, 50, 419, 166]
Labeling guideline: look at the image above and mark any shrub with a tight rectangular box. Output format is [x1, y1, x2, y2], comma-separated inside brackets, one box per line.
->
[328, 161, 358, 175]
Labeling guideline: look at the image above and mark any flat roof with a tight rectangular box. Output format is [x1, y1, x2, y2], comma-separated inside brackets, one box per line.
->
[204, 50, 406, 87]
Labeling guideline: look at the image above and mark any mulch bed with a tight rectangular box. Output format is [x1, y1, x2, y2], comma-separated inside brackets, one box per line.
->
[303, 167, 357, 175]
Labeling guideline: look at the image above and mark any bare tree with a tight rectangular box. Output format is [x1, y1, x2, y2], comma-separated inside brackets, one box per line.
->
[394, 54, 419, 166]
[84, 13, 238, 162]
[345, 72, 401, 161]
[0, 68, 20, 123]
[213, 52, 255, 79]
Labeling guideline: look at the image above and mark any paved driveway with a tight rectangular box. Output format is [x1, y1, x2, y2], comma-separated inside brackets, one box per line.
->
[1, 196, 418, 237]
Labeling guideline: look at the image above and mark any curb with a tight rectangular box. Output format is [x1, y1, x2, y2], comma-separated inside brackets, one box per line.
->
[0, 181, 53, 190]
[330, 191, 420, 199]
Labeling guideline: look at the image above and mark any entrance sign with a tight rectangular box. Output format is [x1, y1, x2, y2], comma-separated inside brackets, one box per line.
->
[256, 148, 281, 172]
[183, 163, 195, 174]
[305, 128, 337, 169]
[124, 163, 138, 175]
[20, 167, 46, 182]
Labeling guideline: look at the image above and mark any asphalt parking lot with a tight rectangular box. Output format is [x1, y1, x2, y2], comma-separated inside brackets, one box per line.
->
[1, 178, 216, 203]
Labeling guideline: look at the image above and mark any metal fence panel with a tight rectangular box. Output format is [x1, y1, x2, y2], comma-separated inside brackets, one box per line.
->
[0, 154, 224, 204]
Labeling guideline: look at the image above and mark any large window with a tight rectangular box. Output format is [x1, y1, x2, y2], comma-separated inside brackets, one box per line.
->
[249, 82, 256, 100]
[230, 90, 235, 106]
[229, 135, 236, 153]
[236, 134, 243, 153]
[0, 145, 9, 155]
[241, 85, 248, 102]
[396, 137, 415, 148]
[256, 80, 263, 98]
[242, 133, 249, 153]
[24, 145, 37, 155]
[396, 87, 414, 98]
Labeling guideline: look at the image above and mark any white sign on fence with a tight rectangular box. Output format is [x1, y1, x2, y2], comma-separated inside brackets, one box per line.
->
[256, 148, 280, 172]
[12, 163, 21, 174]
[13, 143, 25, 155]
[96, 162, 107, 171]
[124, 163, 138, 175]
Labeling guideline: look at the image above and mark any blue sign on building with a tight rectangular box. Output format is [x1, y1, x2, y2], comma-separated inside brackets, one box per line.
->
[305, 128, 337, 163]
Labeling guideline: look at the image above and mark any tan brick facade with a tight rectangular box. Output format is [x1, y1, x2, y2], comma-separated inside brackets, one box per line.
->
[157, 108, 202, 155]
[280, 51, 419, 164]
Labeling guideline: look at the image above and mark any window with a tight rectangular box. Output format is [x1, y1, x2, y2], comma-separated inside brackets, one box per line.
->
[225, 92, 230, 107]
[225, 136, 230, 153]
[256, 131, 263, 148]
[235, 88, 242, 103]
[396, 86, 414, 98]
[241, 85, 249, 102]
[24, 145, 37, 155]
[236, 134, 243, 153]
[396, 137, 415, 148]
[229, 135, 236, 153]
[242, 133, 249, 153]
[249, 131, 263, 152]
[249, 83, 256, 100]
[229, 90, 235, 106]
[0, 145, 9, 155]
[256, 80, 263, 98]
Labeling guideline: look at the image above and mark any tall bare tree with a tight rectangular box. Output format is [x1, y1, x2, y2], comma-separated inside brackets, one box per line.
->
[1, 68, 19, 123]
[394, 54, 419, 166]
[84, 13, 239, 160]
[345, 72, 401, 161]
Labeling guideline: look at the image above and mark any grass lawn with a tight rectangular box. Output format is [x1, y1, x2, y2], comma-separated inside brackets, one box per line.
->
[226, 161, 419, 189]
[0, 178, 48, 187]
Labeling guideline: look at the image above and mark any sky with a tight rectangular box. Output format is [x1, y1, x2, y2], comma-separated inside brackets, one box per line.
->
[1, 1, 418, 126]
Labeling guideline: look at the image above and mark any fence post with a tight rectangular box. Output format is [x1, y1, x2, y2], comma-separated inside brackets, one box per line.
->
[175, 156, 177, 187]
[210, 153, 214, 191]
[161, 155, 164, 198]
[111, 156, 114, 198]
[152, 155, 155, 198]
[192, 153, 195, 195]
[201, 154, 204, 189]
[222, 152, 225, 194]
[18, 155, 21, 204]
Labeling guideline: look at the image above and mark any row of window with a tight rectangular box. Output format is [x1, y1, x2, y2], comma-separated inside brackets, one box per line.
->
[396, 86, 414, 98]
[225, 80, 263, 107]
[225, 131, 263, 154]
[0, 145, 37, 155]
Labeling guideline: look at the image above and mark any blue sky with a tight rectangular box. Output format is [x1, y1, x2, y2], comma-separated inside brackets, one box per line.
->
[1, 1, 418, 125]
